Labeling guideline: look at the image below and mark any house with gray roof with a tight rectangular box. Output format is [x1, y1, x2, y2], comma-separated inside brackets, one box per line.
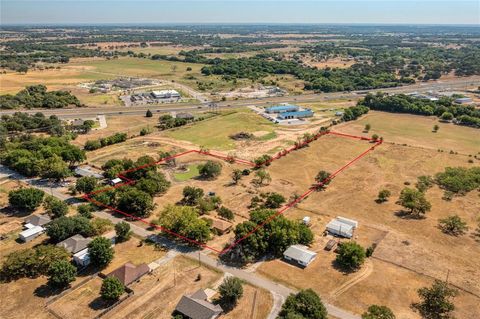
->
[24, 214, 51, 228]
[283, 244, 317, 268]
[56, 234, 92, 254]
[174, 289, 223, 319]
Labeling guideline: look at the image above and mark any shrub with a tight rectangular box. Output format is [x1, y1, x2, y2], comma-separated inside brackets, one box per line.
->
[115, 221, 132, 242]
[279, 289, 327, 319]
[218, 277, 243, 311]
[377, 189, 391, 203]
[438, 215, 468, 236]
[198, 161, 222, 179]
[362, 305, 395, 319]
[218, 206, 234, 220]
[77, 204, 93, 218]
[91, 218, 114, 235]
[43, 196, 68, 219]
[75, 176, 98, 194]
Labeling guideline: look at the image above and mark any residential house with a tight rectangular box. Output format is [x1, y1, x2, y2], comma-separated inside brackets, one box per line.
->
[174, 289, 223, 319]
[107, 262, 150, 286]
[283, 244, 317, 268]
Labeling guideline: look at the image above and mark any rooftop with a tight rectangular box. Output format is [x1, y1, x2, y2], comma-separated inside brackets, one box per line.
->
[56, 234, 92, 254]
[107, 262, 150, 286]
[175, 289, 223, 319]
[283, 244, 317, 264]
[24, 214, 51, 227]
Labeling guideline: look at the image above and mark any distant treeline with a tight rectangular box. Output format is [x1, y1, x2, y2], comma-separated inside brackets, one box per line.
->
[358, 93, 480, 128]
[0, 85, 81, 110]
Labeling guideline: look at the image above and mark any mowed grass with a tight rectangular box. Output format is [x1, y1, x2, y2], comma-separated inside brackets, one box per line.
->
[164, 109, 275, 150]
[173, 164, 200, 181]
[337, 111, 480, 154]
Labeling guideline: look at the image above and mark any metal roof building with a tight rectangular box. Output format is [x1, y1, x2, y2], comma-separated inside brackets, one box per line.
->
[74, 165, 103, 179]
[283, 244, 317, 267]
[326, 216, 358, 238]
[19, 226, 44, 242]
[265, 104, 299, 114]
[277, 109, 314, 120]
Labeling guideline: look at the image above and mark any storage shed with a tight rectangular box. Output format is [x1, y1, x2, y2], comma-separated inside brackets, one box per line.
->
[19, 226, 44, 242]
[326, 216, 358, 238]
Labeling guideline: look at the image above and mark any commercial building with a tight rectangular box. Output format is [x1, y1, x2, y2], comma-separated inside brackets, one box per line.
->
[151, 90, 180, 99]
[283, 244, 317, 268]
[277, 109, 314, 120]
[265, 104, 299, 114]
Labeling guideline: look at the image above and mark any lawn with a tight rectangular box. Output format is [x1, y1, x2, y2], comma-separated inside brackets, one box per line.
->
[173, 164, 200, 181]
[164, 109, 276, 150]
[337, 111, 480, 154]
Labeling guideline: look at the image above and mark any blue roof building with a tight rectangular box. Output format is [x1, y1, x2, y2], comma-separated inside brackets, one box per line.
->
[277, 109, 314, 120]
[265, 104, 299, 114]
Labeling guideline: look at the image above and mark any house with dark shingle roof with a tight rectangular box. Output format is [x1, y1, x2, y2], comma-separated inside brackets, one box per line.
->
[56, 234, 92, 254]
[24, 214, 51, 228]
[107, 262, 150, 286]
[174, 289, 223, 319]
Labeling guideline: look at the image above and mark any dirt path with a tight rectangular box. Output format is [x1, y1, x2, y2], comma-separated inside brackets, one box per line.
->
[328, 259, 374, 300]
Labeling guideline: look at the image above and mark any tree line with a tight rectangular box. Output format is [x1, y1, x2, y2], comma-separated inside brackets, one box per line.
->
[0, 85, 82, 110]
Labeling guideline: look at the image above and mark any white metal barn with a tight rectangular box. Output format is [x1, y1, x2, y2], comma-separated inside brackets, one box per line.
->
[19, 226, 44, 242]
[326, 216, 359, 238]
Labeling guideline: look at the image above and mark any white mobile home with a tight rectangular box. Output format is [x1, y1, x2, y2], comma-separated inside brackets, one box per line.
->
[326, 216, 359, 238]
[283, 245, 317, 268]
[19, 226, 44, 242]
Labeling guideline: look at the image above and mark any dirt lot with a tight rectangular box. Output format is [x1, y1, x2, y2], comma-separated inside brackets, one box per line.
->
[47, 276, 116, 319]
[223, 284, 273, 319]
[0, 276, 54, 319]
[104, 256, 223, 319]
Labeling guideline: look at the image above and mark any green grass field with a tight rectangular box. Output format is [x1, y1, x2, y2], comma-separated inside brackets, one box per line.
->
[341, 111, 480, 154]
[164, 109, 276, 150]
[173, 164, 200, 181]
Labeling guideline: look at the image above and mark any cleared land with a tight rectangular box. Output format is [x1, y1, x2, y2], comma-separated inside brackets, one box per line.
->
[336, 111, 480, 154]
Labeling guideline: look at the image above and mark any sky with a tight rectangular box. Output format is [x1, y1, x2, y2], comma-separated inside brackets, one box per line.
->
[1, 0, 479, 25]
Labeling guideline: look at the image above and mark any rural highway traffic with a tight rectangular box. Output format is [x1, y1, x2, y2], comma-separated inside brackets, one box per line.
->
[1, 76, 478, 119]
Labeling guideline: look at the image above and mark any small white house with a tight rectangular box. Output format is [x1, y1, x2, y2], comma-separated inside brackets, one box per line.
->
[19, 226, 44, 242]
[326, 216, 358, 238]
[73, 249, 90, 267]
[283, 245, 317, 268]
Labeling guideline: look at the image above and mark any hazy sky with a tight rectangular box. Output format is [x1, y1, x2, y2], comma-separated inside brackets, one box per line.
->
[1, 0, 479, 25]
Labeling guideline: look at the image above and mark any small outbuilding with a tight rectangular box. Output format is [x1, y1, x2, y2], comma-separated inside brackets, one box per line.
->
[283, 244, 317, 268]
[73, 249, 90, 267]
[202, 216, 232, 235]
[19, 226, 44, 242]
[109, 177, 123, 186]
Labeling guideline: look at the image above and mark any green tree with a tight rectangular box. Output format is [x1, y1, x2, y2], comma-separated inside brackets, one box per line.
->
[91, 218, 114, 235]
[396, 188, 432, 217]
[146, 109, 153, 117]
[157, 205, 211, 243]
[365, 124, 371, 132]
[438, 215, 468, 236]
[231, 169, 243, 184]
[181, 186, 204, 206]
[440, 112, 454, 121]
[335, 241, 366, 270]
[362, 305, 395, 319]
[100, 276, 125, 301]
[75, 176, 98, 194]
[198, 161, 222, 179]
[40, 155, 71, 181]
[115, 222, 132, 242]
[263, 192, 286, 209]
[416, 175, 434, 193]
[377, 189, 391, 203]
[47, 259, 77, 288]
[77, 204, 93, 218]
[88, 237, 114, 268]
[279, 289, 327, 319]
[46, 216, 93, 242]
[218, 277, 243, 311]
[413, 280, 458, 319]
[372, 134, 379, 141]
[315, 170, 331, 189]
[117, 188, 155, 217]
[254, 169, 271, 185]
[433, 124, 440, 132]
[135, 171, 171, 196]
[43, 196, 68, 219]
[8, 188, 45, 212]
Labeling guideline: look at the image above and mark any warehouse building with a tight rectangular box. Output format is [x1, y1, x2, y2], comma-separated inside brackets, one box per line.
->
[151, 90, 181, 99]
[277, 109, 314, 120]
[265, 104, 299, 114]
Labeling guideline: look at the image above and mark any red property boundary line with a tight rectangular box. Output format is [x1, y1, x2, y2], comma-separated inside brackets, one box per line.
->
[83, 131, 383, 254]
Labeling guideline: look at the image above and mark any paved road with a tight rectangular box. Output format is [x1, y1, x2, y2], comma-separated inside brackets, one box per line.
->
[93, 209, 360, 319]
[1, 76, 478, 119]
